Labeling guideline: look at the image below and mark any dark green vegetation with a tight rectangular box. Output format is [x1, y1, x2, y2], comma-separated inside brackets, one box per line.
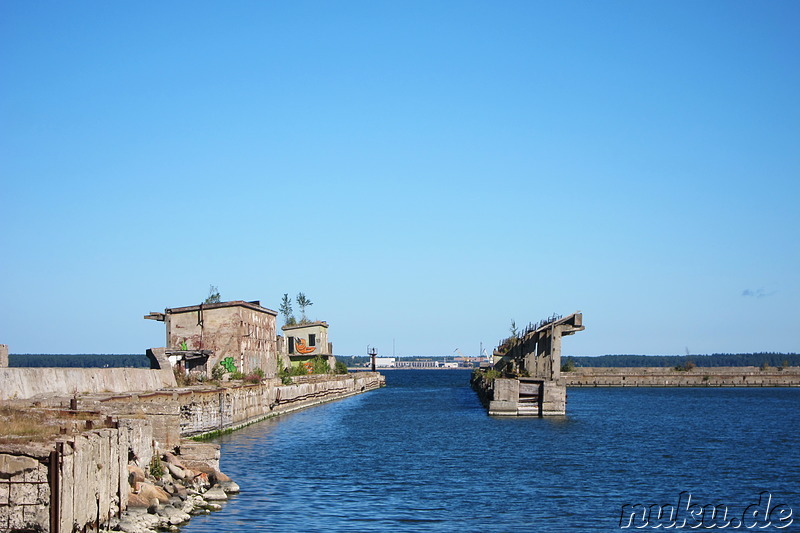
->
[10, 352, 799, 369]
[565, 353, 800, 368]
[9, 353, 150, 367]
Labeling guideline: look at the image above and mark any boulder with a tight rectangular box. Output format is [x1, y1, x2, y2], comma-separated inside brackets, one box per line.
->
[214, 469, 232, 482]
[127, 492, 151, 509]
[162, 451, 185, 467]
[166, 462, 187, 481]
[219, 480, 240, 494]
[138, 482, 170, 504]
[156, 504, 191, 525]
[184, 462, 216, 479]
[203, 486, 228, 501]
[128, 465, 146, 486]
[188, 470, 210, 491]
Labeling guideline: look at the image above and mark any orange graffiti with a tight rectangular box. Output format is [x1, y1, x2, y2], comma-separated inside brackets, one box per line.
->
[295, 338, 316, 354]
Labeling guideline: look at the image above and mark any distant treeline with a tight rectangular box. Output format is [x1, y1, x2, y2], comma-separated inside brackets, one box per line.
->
[8, 352, 798, 369]
[566, 353, 800, 368]
[9, 353, 151, 368]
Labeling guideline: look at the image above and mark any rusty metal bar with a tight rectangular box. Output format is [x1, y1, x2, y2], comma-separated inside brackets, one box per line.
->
[49, 442, 62, 533]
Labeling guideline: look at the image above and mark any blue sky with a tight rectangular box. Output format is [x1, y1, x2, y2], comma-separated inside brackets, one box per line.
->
[1, 1, 798, 357]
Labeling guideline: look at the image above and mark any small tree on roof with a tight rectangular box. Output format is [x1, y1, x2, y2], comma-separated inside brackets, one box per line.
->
[205, 285, 221, 304]
[280, 293, 296, 326]
[296, 292, 313, 323]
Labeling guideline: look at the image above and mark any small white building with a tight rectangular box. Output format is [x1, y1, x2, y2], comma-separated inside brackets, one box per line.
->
[373, 357, 396, 368]
[279, 321, 336, 372]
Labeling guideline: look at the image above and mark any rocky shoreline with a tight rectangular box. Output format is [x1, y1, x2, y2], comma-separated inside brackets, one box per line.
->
[108, 448, 239, 533]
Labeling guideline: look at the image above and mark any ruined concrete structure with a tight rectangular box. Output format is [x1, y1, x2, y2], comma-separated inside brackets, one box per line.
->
[493, 312, 584, 380]
[145, 300, 278, 379]
[473, 312, 584, 416]
[281, 322, 331, 356]
[0, 342, 384, 532]
[280, 321, 336, 370]
[1, 297, 384, 532]
[0, 413, 155, 533]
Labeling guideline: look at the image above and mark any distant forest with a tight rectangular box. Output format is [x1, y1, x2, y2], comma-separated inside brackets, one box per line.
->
[567, 353, 800, 368]
[7, 352, 799, 369]
[9, 353, 151, 368]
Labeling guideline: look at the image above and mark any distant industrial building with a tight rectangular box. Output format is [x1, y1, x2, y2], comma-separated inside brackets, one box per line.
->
[395, 360, 441, 368]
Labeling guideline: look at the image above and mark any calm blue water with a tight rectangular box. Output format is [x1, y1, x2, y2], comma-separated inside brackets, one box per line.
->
[182, 370, 800, 532]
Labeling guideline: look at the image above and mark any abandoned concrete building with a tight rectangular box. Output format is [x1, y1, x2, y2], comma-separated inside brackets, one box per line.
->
[280, 321, 336, 371]
[145, 300, 279, 379]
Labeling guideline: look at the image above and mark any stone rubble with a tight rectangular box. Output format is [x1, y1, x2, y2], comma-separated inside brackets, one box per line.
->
[101, 451, 239, 533]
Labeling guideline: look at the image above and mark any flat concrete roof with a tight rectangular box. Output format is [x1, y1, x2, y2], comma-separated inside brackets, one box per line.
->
[281, 321, 329, 331]
[166, 300, 278, 316]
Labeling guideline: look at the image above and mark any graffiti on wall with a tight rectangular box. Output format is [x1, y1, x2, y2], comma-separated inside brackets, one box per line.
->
[294, 338, 316, 354]
[220, 356, 237, 373]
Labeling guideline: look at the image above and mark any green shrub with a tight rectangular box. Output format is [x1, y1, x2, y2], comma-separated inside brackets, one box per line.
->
[334, 360, 349, 374]
[472, 368, 501, 382]
[311, 355, 330, 374]
[211, 364, 225, 381]
[149, 455, 164, 479]
[291, 363, 310, 376]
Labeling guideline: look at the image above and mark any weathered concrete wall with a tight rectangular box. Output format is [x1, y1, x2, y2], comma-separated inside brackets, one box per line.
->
[281, 322, 330, 357]
[239, 307, 277, 378]
[0, 345, 8, 368]
[0, 367, 177, 400]
[181, 373, 382, 437]
[96, 373, 385, 442]
[93, 392, 183, 450]
[166, 303, 278, 379]
[564, 367, 800, 387]
[0, 417, 154, 533]
[0, 447, 50, 532]
[470, 375, 567, 417]
[541, 381, 566, 416]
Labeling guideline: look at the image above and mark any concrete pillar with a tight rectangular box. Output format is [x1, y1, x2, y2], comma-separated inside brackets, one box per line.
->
[523, 336, 537, 376]
[551, 326, 563, 381]
[0, 344, 7, 367]
[537, 333, 550, 379]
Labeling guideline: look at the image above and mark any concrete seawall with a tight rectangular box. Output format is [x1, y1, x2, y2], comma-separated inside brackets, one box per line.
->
[90, 373, 385, 447]
[0, 367, 177, 400]
[0, 372, 384, 532]
[564, 367, 800, 387]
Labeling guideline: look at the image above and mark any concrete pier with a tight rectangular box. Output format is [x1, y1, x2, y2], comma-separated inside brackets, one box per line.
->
[472, 312, 584, 416]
